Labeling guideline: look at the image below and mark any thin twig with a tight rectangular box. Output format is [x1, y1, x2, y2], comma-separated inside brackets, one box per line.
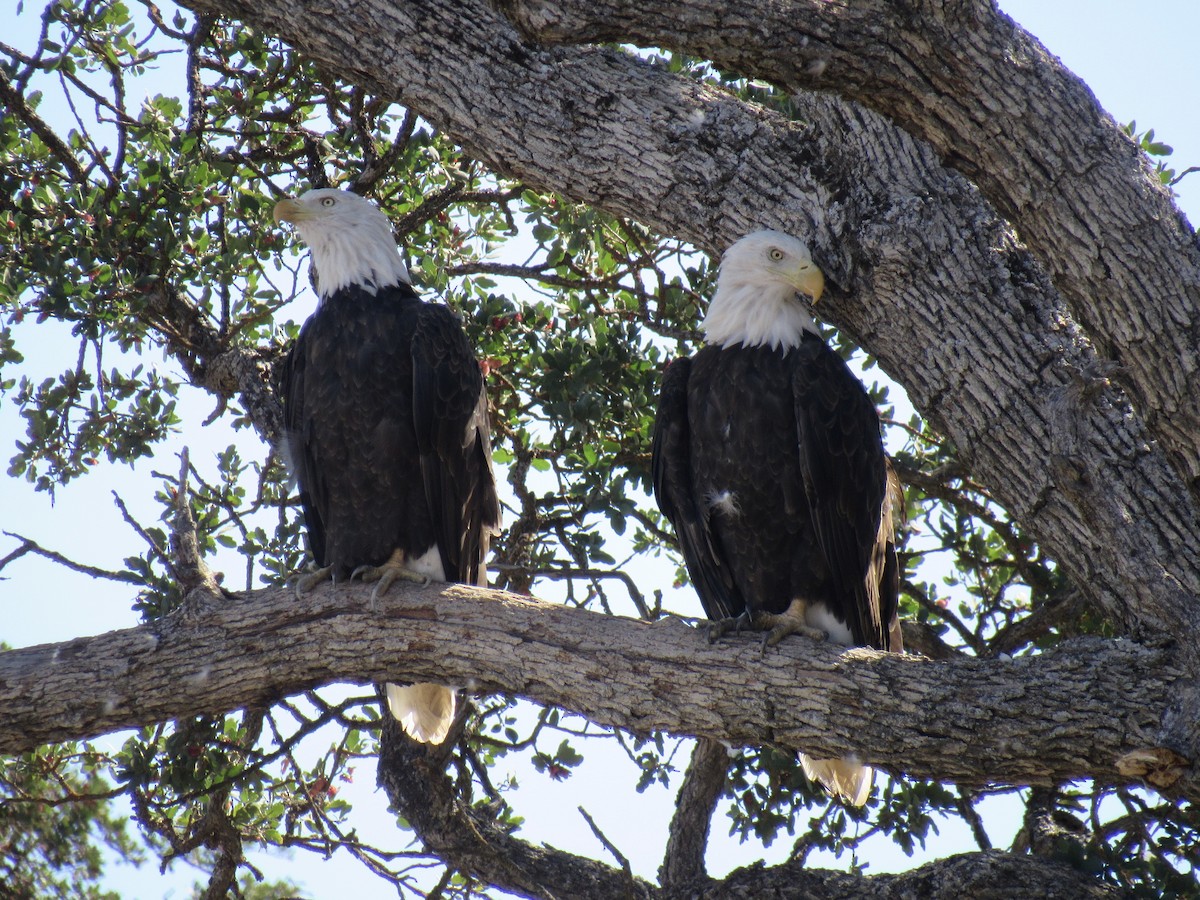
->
[111, 490, 169, 562]
[1169, 165, 1199, 186]
[578, 805, 635, 899]
[0, 531, 142, 584]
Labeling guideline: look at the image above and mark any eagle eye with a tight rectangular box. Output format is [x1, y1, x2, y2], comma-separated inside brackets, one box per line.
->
[768, 248, 784, 261]
[320, 197, 336, 208]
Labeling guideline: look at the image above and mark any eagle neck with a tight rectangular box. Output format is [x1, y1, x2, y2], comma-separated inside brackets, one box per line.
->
[701, 278, 820, 351]
[304, 220, 411, 303]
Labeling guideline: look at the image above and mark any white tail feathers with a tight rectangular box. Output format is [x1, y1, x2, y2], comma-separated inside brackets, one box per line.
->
[386, 682, 457, 744]
[799, 753, 873, 807]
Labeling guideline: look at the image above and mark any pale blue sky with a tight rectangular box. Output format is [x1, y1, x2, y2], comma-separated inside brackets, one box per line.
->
[1, 1, 1196, 896]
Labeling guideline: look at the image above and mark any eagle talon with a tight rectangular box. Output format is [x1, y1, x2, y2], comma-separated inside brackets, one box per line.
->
[294, 565, 333, 599]
[758, 616, 828, 656]
[352, 560, 433, 610]
[706, 610, 753, 643]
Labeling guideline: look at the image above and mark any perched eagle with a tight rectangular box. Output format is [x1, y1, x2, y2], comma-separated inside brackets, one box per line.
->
[275, 188, 500, 745]
[652, 230, 901, 806]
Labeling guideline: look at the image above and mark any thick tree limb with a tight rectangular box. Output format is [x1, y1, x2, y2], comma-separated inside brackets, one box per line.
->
[493, 0, 1200, 499]
[0, 579, 1192, 798]
[176, 0, 1200, 669]
[659, 737, 728, 889]
[673, 849, 1119, 899]
[377, 718, 656, 899]
[377, 718, 1117, 899]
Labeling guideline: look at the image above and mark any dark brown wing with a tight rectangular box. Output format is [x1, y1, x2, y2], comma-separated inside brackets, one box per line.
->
[282, 323, 328, 568]
[651, 356, 744, 622]
[791, 336, 898, 650]
[411, 304, 501, 585]
[283, 284, 427, 576]
[880, 460, 904, 652]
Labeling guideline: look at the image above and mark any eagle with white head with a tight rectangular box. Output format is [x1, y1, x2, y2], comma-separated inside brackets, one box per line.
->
[275, 188, 500, 745]
[653, 230, 901, 806]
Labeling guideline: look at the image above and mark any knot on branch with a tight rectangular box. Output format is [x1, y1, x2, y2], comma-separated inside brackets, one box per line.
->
[197, 347, 284, 444]
[1116, 747, 1190, 791]
[200, 349, 244, 395]
[169, 448, 226, 609]
[1047, 360, 1125, 495]
[492, 0, 575, 41]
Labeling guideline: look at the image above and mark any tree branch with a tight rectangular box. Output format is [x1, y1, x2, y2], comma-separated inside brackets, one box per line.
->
[0, 579, 1193, 799]
[0, 531, 142, 584]
[0, 67, 89, 182]
[376, 709, 657, 899]
[670, 849, 1119, 898]
[659, 737, 727, 889]
[376, 714, 1113, 898]
[140, 285, 284, 446]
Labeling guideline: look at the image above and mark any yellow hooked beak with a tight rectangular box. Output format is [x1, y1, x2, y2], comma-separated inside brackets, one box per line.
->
[789, 263, 825, 303]
[272, 197, 306, 224]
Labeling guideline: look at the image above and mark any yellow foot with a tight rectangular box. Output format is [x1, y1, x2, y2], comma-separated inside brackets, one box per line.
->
[351, 561, 431, 609]
[706, 610, 753, 644]
[752, 609, 827, 655]
[294, 565, 333, 599]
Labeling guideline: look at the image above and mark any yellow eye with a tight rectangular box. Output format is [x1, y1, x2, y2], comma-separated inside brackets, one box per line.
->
[769, 248, 784, 261]
[320, 196, 336, 208]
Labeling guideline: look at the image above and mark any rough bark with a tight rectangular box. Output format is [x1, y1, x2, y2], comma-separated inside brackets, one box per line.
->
[377, 714, 657, 899]
[175, 0, 1200, 672]
[377, 717, 1117, 898]
[0, 579, 1190, 797]
[672, 849, 1119, 899]
[143, 284, 284, 445]
[494, 0, 1200, 501]
[659, 737, 728, 889]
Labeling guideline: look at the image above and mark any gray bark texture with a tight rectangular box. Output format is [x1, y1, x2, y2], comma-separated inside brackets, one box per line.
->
[376, 709, 1118, 898]
[494, 0, 1200, 498]
[0, 579, 1143, 895]
[0, 579, 1188, 789]
[660, 737, 728, 889]
[9, 0, 1199, 894]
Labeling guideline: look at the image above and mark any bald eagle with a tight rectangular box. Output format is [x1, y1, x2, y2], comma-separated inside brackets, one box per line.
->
[275, 188, 500, 745]
[652, 230, 901, 806]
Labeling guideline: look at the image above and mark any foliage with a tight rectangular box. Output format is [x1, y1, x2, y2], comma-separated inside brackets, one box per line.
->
[1124, 121, 1179, 185]
[0, 741, 139, 900]
[0, 1, 1195, 897]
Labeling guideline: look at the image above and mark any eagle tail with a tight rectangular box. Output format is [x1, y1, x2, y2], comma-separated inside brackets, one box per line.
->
[386, 682, 457, 744]
[799, 753, 873, 807]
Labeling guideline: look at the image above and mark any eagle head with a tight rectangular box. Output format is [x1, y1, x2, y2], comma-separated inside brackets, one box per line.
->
[702, 230, 825, 350]
[273, 188, 411, 300]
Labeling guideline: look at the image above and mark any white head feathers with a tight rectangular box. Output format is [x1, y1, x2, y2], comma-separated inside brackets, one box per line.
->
[701, 230, 826, 351]
[273, 188, 411, 300]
